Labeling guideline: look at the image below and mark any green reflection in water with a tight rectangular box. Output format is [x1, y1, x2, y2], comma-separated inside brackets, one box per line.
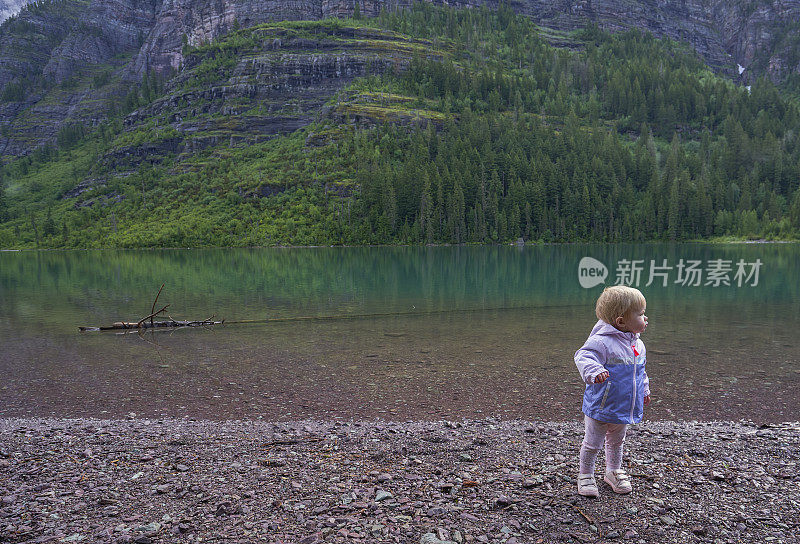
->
[0, 244, 798, 421]
[1, 244, 797, 327]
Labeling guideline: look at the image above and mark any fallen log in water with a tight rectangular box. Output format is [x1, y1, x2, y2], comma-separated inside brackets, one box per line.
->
[78, 283, 223, 332]
[79, 319, 223, 332]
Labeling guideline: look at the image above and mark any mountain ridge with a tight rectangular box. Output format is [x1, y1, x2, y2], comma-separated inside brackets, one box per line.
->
[0, 0, 799, 157]
[1, 5, 798, 248]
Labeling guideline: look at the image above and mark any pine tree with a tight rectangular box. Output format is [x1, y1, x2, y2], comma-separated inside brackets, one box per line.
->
[43, 206, 55, 237]
[383, 177, 397, 232]
[0, 169, 6, 222]
[523, 201, 532, 240]
[434, 177, 445, 240]
[476, 201, 487, 241]
[29, 210, 39, 248]
[449, 178, 466, 242]
[509, 204, 521, 239]
[790, 189, 800, 231]
[419, 178, 434, 244]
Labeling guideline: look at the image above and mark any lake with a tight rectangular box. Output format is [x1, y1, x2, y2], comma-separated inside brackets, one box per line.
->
[1, 244, 798, 423]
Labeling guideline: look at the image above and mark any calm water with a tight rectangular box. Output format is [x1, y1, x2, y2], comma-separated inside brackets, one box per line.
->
[1, 244, 798, 423]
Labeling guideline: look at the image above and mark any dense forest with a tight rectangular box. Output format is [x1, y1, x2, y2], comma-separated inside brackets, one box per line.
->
[1, 2, 799, 247]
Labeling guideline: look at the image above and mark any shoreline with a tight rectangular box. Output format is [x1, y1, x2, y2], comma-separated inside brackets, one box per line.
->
[1, 418, 797, 544]
[2, 239, 798, 251]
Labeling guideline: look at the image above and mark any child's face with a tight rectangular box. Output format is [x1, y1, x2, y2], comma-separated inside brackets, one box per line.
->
[616, 306, 648, 334]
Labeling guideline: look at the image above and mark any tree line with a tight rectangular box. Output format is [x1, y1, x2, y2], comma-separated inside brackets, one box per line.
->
[339, 3, 800, 243]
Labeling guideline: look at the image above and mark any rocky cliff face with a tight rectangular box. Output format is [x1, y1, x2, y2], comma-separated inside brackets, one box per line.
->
[710, 0, 800, 84]
[0, 0, 798, 158]
[0, 0, 161, 156]
[0, 0, 32, 24]
[105, 24, 426, 168]
[128, 0, 799, 83]
[128, 0, 429, 78]
[42, 0, 160, 84]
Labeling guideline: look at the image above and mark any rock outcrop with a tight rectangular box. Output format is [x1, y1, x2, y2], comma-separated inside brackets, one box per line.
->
[0, 0, 32, 24]
[0, 0, 158, 156]
[106, 24, 429, 168]
[710, 0, 800, 84]
[125, 0, 800, 84]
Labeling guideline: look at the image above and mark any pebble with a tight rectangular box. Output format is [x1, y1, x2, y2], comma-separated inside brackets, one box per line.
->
[0, 419, 794, 544]
[521, 476, 540, 488]
[375, 490, 393, 502]
[420, 533, 456, 544]
[691, 525, 707, 536]
[136, 521, 161, 533]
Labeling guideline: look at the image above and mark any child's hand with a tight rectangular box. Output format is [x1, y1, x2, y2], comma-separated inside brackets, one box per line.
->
[594, 371, 609, 383]
[644, 395, 651, 406]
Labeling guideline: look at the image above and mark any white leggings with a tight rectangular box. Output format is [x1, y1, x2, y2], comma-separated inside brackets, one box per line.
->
[582, 415, 627, 450]
[579, 415, 627, 474]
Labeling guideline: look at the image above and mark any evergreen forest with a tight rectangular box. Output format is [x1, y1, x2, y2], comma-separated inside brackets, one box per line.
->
[1, 2, 800, 248]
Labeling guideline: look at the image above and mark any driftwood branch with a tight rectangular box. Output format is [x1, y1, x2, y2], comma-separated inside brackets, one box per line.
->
[150, 283, 165, 327]
[137, 304, 170, 327]
[78, 284, 223, 332]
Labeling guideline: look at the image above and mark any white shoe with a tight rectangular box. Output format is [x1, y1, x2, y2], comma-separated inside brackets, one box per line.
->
[604, 469, 632, 494]
[577, 474, 599, 497]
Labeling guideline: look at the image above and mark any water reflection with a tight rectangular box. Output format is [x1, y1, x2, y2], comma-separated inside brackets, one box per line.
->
[1, 245, 798, 422]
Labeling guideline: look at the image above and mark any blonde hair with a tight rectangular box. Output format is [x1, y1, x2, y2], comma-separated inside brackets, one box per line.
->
[595, 286, 646, 324]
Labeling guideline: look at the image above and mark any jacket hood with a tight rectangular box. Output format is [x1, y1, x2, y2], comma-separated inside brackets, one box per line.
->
[589, 319, 640, 342]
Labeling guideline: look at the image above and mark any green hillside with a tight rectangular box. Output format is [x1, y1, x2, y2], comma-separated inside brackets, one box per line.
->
[1, 3, 799, 248]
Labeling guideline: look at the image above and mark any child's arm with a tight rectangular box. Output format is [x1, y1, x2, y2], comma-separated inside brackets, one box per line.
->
[574, 340, 609, 384]
[641, 341, 651, 405]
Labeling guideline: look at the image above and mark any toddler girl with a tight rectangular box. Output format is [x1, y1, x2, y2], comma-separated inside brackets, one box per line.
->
[574, 285, 650, 497]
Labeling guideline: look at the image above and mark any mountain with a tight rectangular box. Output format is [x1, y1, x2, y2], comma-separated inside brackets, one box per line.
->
[0, 3, 798, 248]
[0, 0, 799, 158]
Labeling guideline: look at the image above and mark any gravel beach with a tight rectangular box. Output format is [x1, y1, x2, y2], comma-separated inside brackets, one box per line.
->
[1, 418, 798, 544]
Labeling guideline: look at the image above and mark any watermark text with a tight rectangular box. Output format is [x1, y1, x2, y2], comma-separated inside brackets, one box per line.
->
[579, 258, 762, 288]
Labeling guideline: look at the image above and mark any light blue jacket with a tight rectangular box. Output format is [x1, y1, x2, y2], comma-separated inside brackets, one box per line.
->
[574, 320, 650, 424]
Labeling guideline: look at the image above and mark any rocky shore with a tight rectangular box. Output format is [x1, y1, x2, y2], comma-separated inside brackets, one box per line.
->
[1, 418, 798, 544]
